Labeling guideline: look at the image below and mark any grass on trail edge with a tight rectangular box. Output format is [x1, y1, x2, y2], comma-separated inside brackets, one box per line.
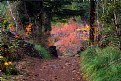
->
[80, 46, 121, 81]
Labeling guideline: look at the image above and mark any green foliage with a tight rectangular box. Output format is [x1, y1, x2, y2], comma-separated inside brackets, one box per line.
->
[99, 0, 121, 48]
[34, 44, 52, 59]
[0, 1, 7, 16]
[80, 46, 121, 81]
[52, 16, 69, 23]
[0, 17, 19, 75]
[0, 55, 18, 76]
[0, 76, 9, 81]
[0, 17, 22, 60]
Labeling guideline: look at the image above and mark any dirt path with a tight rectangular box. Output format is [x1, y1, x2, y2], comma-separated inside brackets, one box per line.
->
[11, 56, 85, 81]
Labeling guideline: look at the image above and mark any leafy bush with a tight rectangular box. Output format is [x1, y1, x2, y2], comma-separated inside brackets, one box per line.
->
[0, 17, 19, 75]
[0, 17, 24, 61]
[0, 55, 18, 75]
[34, 44, 52, 59]
[80, 46, 121, 81]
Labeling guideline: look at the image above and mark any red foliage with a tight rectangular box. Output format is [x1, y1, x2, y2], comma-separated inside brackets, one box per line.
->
[49, 18, 90, 55]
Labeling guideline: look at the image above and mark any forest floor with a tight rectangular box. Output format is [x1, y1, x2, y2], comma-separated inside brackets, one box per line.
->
[10, 56, 85, 81]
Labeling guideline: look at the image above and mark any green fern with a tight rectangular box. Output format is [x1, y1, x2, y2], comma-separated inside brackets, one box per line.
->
[34, 44, 52, 59]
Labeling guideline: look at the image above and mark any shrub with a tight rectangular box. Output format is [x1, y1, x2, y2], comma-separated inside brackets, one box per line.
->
[80, 46, 121, 81]
[0, 17, 19, 75]
[0, 55, 18, 75]
[0, 17, 24, 61]
[34, 44, 52, 59]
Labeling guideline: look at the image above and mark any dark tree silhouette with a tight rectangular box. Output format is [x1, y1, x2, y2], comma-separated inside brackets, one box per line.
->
[90, 0, 96, 45]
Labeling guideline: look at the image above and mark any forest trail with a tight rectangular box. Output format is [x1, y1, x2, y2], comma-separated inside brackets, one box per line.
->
[11, 56, 85, 81]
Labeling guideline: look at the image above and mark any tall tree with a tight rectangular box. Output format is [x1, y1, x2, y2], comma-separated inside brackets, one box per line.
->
[90, 0, 96, 45]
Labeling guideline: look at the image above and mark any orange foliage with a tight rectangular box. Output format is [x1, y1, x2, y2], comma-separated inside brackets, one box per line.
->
[14, 34, 21, 39]
[25, 23, 32, 35]
[49, 18, 90, 54]
[9, 24, 15, 32]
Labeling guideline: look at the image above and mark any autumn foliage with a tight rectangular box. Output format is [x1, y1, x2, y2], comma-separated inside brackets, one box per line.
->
[49, 18, 90, 55]
[25, 23, 32, 35]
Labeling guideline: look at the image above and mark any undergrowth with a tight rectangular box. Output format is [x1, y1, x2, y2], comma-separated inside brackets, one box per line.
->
[34, 44, 52, 59]
[80, 46, 121, 81]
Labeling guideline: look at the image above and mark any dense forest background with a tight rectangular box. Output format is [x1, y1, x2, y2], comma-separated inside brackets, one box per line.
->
[0, 0, 121, 81]
[1, 0, 121, 49]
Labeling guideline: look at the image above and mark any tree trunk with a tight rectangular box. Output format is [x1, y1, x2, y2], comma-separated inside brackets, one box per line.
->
[7, 1, 18, 32]
[113, 9, 121, 50]
[33, 1, 43, 43]
[90, 0, 96, 46]
[113, 0, 121, 50]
